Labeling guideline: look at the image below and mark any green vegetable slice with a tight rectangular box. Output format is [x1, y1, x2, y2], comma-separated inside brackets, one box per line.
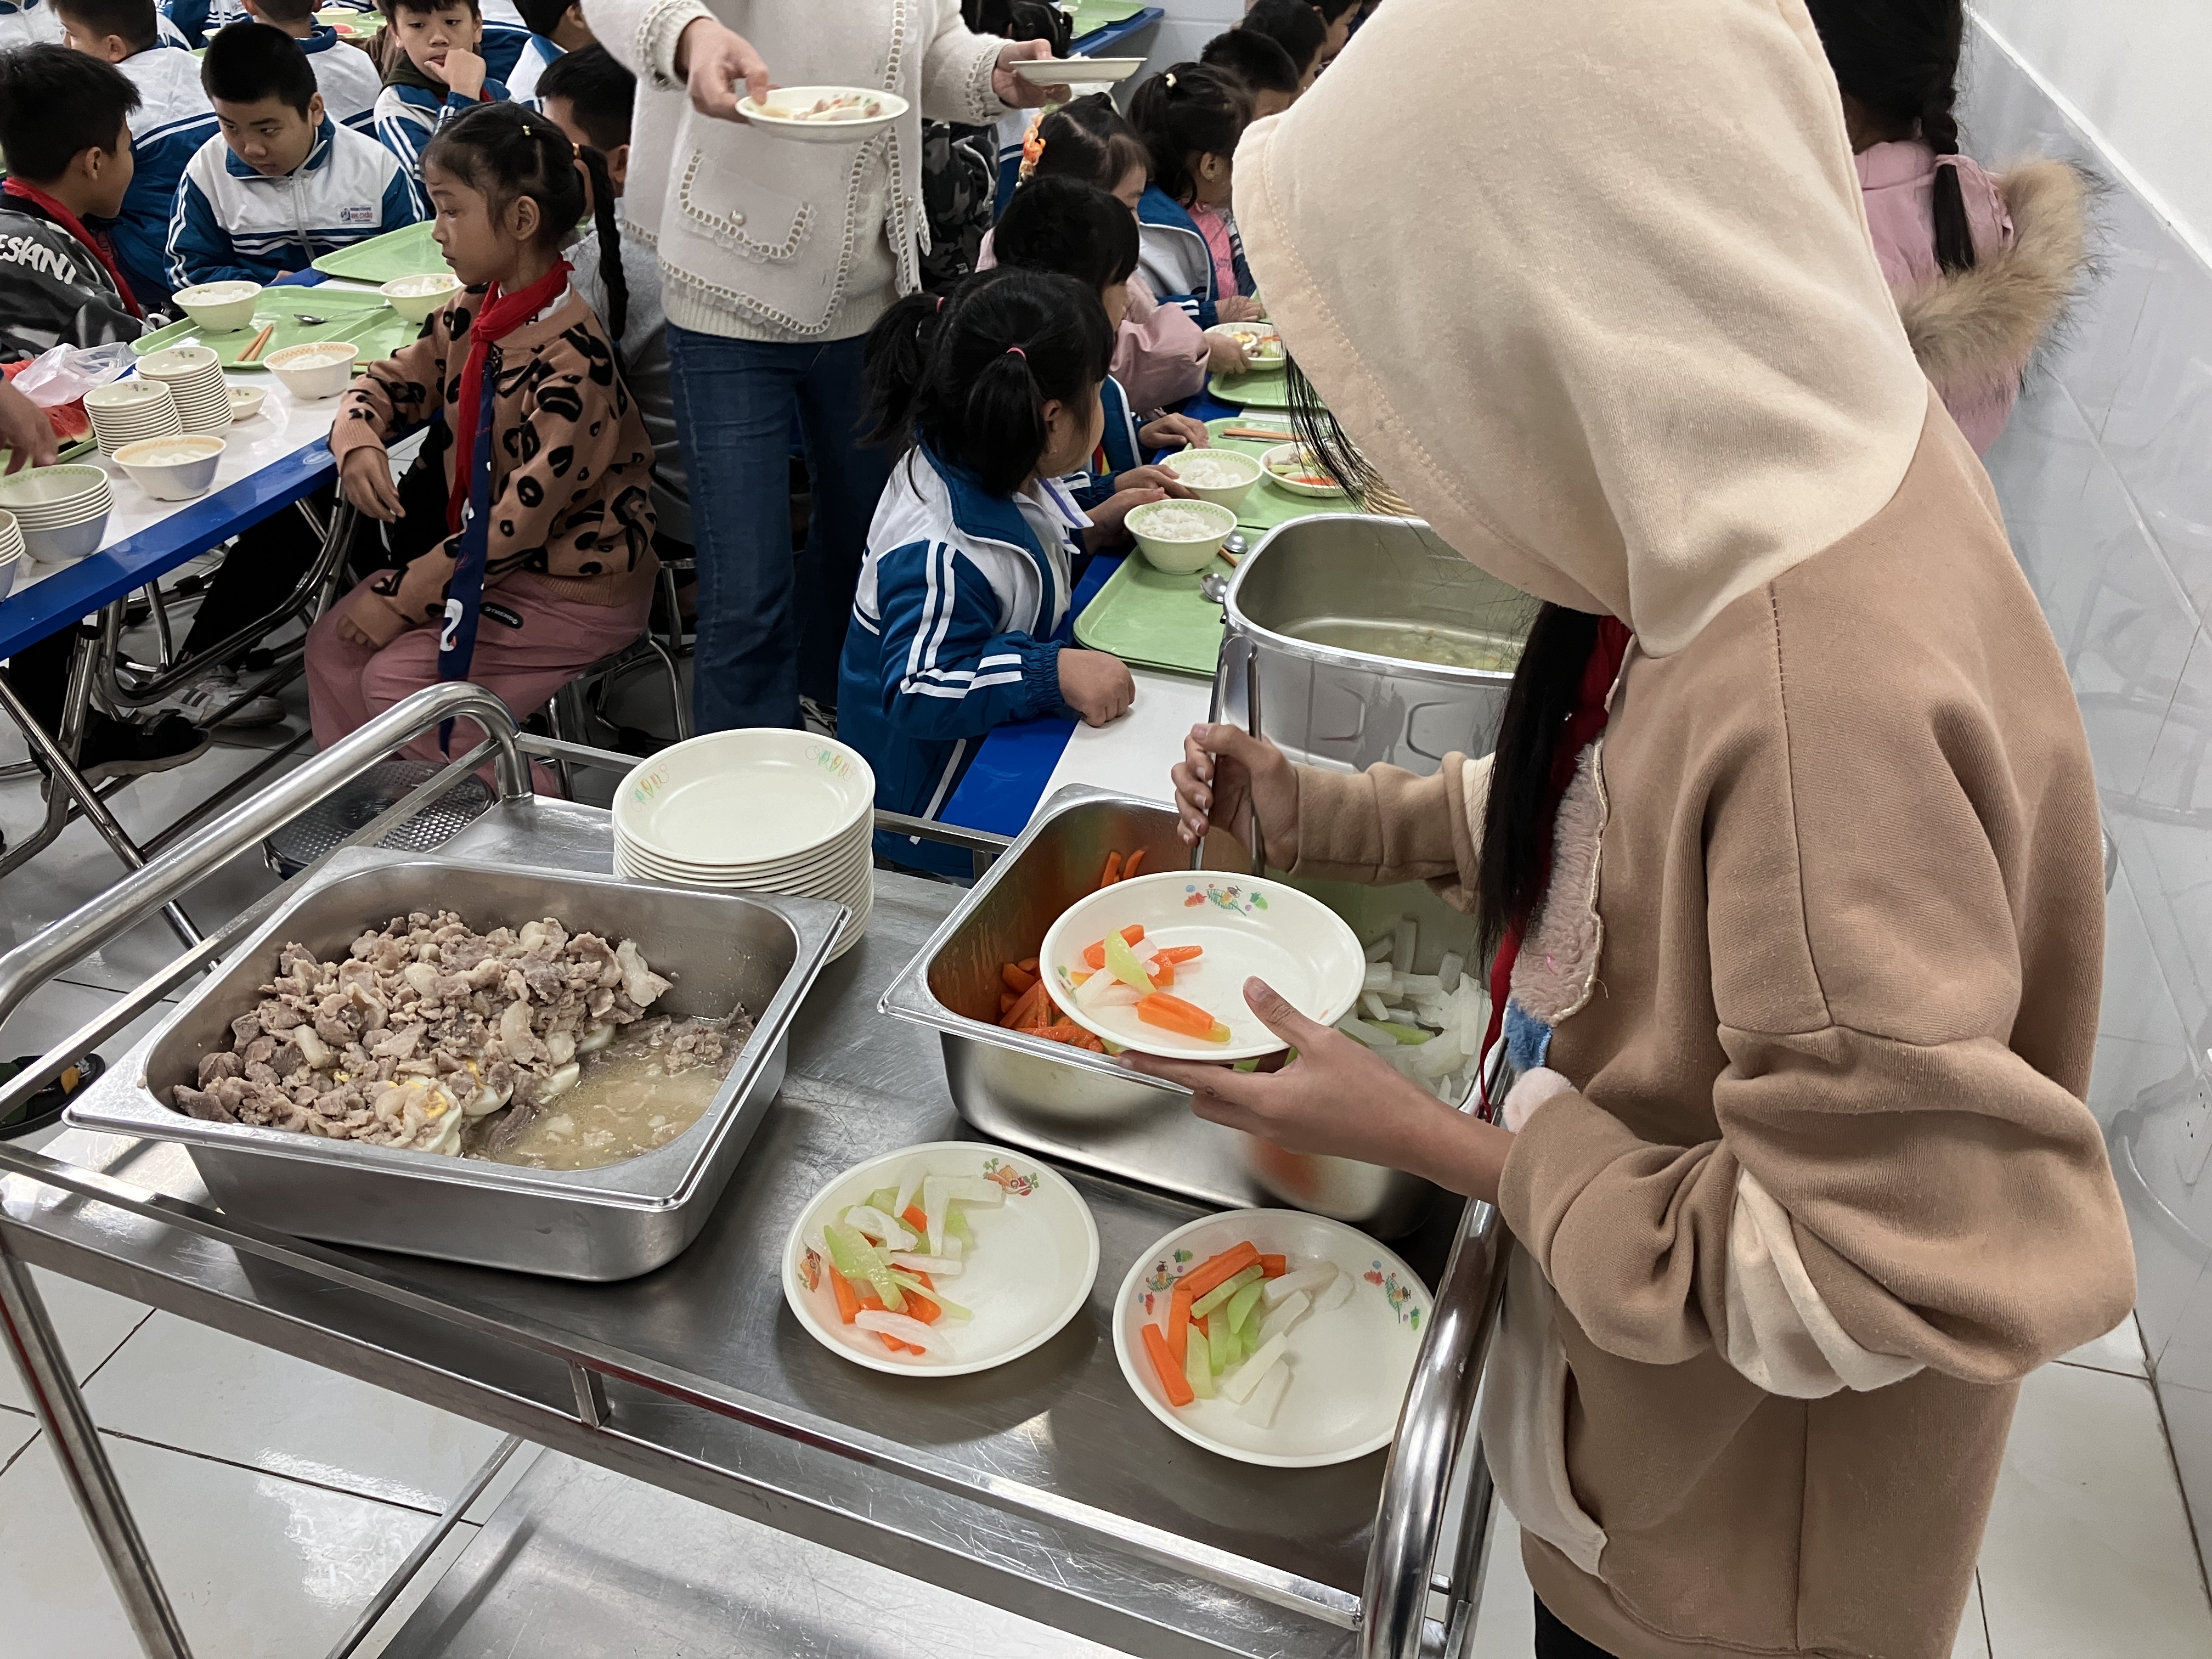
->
[1226, 1278, 1266, 1334]
[1192, 1263, 1264, 1319]
[1104, 928, 1156, 993]
[826, 1221, 905, 1313]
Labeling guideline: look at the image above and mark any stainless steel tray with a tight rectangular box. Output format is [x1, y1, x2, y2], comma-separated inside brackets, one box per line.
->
[1223, 515, 1535, 775]
[66, 846, 844, 1279]
[880, 786, 1478, 1236]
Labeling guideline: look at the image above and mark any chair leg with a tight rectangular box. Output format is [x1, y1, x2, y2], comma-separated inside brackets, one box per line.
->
[646, 637, 690, 742]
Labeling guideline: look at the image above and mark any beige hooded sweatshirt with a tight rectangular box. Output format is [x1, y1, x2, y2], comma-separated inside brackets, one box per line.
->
[1234, 2, 2137, 1655]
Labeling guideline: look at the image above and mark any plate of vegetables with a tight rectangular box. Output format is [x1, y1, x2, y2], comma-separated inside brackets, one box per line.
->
[784, 1141, 1099, 1376]
[738, 85, 908, 144]
[1114, 1210, 1432, 1466]
[1260, 442, 1346, 499]
[1039, 871, 1364, 1062]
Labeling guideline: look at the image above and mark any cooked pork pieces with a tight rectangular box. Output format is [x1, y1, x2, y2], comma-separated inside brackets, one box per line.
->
[170, 911, 680, 1156]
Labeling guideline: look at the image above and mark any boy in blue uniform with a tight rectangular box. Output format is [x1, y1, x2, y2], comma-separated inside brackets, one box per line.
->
[371, 0, 506, 186]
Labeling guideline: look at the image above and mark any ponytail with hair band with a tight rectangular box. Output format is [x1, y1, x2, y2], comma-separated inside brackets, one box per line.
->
[1922, 95, 1977, 274]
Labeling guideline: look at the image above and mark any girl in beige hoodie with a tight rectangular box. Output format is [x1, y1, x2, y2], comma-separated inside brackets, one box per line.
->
[1132, 2, 2136, 1655]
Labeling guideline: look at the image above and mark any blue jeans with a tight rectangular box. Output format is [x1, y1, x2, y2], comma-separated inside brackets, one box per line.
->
[667, 324, 894, 732]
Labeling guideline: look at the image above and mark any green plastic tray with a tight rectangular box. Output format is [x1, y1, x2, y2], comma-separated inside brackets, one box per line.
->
[1192, 416, 1351, 534]
[1208, 365, 1294, 410]
[132, 287, 416, 371]
[1072, 550, 1233, 680]
[311, 221, 452, 284]
[1069, 0, 1152, 34]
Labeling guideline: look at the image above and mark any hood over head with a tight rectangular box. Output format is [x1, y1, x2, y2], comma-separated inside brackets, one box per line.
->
[1235, 0, 1933, 656]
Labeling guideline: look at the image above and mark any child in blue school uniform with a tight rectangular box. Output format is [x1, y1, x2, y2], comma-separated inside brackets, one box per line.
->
[991, 174, 1212, 512]
[840, 267, 1144, 872]
[1127, 63, 1265, 330]
[371, 0, 508, 193]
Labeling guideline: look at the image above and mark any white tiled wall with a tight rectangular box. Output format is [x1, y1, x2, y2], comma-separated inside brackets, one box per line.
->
[1965, 14, 2212, 1574]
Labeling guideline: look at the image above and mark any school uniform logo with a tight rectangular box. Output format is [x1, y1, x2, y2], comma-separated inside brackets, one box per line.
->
[340, 204, 375, 226]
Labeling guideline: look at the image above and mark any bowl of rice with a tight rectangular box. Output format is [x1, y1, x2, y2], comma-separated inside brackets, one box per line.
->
[1161, 445, 1263, 514]
[1125, 497, 1237, 575]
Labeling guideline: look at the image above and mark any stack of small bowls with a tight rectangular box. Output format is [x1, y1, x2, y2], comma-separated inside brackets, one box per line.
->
[136, 346, 232, 435]
[84, 379, 184, 457]
[0, 509, 23, 600]
[612, 729, 876, 958]
[0, 464, 112, 565]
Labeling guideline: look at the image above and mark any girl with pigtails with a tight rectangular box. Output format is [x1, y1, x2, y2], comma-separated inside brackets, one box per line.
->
[311, 100, 659, 789]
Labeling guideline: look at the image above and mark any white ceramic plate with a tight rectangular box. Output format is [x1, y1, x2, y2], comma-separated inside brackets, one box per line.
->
[614, 728, 874, 868]
[1261, 442, 1346, 499]
[1114, 1209, 1432, 1467]
[1039, 871, 1364, 1061]
[1205, 321, 1284, 368]
[612, 809, 871, 883]
[1012, 55, 1144, 84]
[740, 84, 907, 144]
[784, 1141, 1099, 1376]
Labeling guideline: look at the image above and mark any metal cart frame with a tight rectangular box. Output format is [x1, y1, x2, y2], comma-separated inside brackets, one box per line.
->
[0, 684, 1509, 1659]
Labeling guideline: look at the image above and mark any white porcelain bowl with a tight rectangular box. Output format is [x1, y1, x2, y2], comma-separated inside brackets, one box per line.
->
[263, 341, 359, 400]
[612, 728, 875, 870]
[112, 433, 227, 501]
[380, 272, 461, 325]
[226, 383, 266, 420]
[137, 344, 222, 381]
[1206, 321, 1284, 369]
[0, 549, 18, 602]
[20, 511, 108, 563]
[171, 280, 263, 334]
[0, 464, 110, 523]
[737, 84, 907, 144]
[1162, 446, 1262, 515]
[1261, 443, 1346, 499]
[0, 508, 21, 559]
[1124, 496, 1237, 575]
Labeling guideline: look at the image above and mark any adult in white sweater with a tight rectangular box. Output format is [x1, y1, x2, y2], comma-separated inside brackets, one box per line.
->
[583, 0, 1062, 732]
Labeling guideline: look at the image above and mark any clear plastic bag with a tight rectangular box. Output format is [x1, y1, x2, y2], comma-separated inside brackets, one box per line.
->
[9, 341, 137, 409]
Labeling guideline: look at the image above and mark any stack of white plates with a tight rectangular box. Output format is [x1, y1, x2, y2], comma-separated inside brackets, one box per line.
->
[84, 378, 183, 456]
[135, 346, 232, 435]
[0, 509, 22, 600]
[0, 464, 112, 564]
[613, 729, 876, 958]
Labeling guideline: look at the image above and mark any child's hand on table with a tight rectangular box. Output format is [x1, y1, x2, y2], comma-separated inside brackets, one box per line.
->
[1205, 334, 1250, 377]
[1139, 413, 1210, 451]
[340, 448, 403, 522]
[1215, 295, 1266, 325]
[1058, 648, 1135, 727]
[1081, 477, 1187, 551]
[429, 47, 487, 100]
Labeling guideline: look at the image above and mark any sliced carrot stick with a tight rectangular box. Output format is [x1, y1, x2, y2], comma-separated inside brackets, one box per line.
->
[1081, 925, 1146, 969]
[1260, 1254, 1288, 1278]
[906, 1290, 941, 1324]
[1025, 992, 1057, 1031]
[1149, 960, 1176, 988]
[1000, 991, 1017, 1015]
[1157, 945, 1204, 963]
[1123, 848, 1146, 878]
[1000, 980, 1046, 1029]
[1002, 962, 1037, 994]
[1100, 850, 1124, 888]
[1136, 992, 1226, 1039]
[1034, 1023, 1093, 1046]
[830, 1266, 860, 1324]
[1143, 1322, 1195, 1407]
[901, 1203, 929, 1235]
[1181, 1240, 1261, 1301]
[1018, 956, 1039, 974]
[1167, 1282, 1193, 1366]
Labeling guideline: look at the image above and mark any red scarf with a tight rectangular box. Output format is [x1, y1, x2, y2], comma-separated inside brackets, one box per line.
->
[3, 177, 141, 319]
[1479, 614, 1633, 1118]
[443, 259, 570, 533]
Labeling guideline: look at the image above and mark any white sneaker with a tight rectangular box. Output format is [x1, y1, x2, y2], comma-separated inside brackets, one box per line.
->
[172, 669, 286, 730]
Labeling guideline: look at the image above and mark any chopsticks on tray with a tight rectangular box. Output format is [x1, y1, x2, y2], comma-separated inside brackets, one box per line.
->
[1221, 425, 1294, 442]
[238, 322, 277, 364]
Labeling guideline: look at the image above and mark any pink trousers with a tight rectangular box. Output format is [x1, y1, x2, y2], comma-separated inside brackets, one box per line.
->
[307, 572, 652, 789]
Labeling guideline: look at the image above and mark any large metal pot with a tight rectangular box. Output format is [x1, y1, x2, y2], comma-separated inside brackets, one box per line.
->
[1221, 514, 1537, 775]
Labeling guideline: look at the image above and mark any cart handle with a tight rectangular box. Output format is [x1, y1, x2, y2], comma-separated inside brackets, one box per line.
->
[0, 682, 529, 1048]
[1360, 1194, 1510, 1659]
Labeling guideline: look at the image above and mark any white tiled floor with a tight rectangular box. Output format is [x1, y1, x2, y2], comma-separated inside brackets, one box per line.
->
[1, 735, 2209, 1655]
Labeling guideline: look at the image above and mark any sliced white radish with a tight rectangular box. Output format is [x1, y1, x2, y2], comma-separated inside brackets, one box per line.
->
[1256, 1290, 1312, 1349]
[842, 1204, 915, 1251]
[1312, 1271, 1353, 1313]
[1077, 969, 1139, 1011]
[1220, 1332, 1288, 1403]
[854, 1309, 948, 1357]
[1237, 1358, 1291, 1427]
[891, 1160, 924, 1222]
[888, 1251, 963, 1277]
[1262, 1263, 1334, 1307]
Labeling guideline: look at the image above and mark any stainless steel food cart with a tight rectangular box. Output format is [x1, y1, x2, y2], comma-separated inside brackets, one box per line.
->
[0, 684, 1509, 1659]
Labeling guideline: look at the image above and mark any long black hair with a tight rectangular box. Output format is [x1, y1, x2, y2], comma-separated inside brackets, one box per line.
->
[994, 176, 1140, 292]
[425, 102, 627, 344]
[863, 267, 1113, 497]
[1288, 360, 1601, 956]
[1803, 0, 1978, 273]
[1128, 63, 1251, 207]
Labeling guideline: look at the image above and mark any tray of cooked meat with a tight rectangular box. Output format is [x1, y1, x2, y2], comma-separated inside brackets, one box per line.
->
[65, 846, 844, 1279]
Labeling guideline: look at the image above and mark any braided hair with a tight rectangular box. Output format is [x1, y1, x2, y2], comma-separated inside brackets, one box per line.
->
[862, 267, 1113, 497]
[424, 101, 628, 345]
[1803, 0, 1978, 273]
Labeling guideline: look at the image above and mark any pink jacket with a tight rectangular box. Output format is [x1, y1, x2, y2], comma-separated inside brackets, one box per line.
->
[977, 229, 1210, 411]
[1856, 140, 2016, 451]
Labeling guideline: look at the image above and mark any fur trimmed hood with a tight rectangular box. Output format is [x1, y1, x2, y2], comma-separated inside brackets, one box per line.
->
[1896, 159, 2091, 396]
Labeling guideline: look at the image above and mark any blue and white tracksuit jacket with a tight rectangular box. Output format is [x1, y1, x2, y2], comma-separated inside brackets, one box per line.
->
[1065, 375, 1142, 512]
[503, 31, 562, 106]
[108, 45, 218, 308]
[373, 78, 511, 213]
[475, 0, 534, 84]
[300, 26, 383, 131]
[1137, 184, 1222, 330]
[840, 445, 1090, 872]
[159, 0, 249, 48]
[0, 0, 61, 47]
[167, 117, 420, 289]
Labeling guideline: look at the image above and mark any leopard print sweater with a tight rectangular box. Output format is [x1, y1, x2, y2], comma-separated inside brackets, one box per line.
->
[328, 283, 659, 647]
